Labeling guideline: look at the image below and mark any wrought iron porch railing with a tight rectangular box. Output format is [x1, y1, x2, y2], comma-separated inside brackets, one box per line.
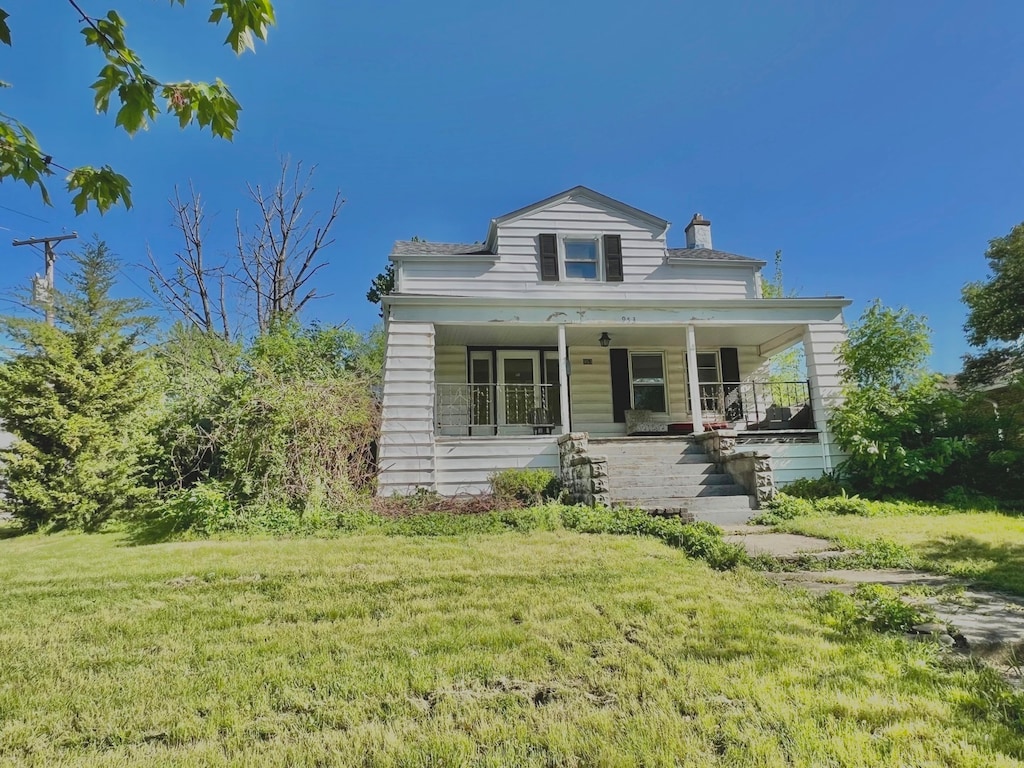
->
[436, 383, 559, 436]
[434, 379, 814, 436]
[698, 379, 814, 430]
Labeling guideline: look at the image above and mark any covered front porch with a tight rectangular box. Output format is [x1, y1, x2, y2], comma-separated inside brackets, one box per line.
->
[433, 321, 820, 439]
[376, 296, 848, 496]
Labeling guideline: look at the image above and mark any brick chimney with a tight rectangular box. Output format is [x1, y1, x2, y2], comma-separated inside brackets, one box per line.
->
[685, 213, 712, 250]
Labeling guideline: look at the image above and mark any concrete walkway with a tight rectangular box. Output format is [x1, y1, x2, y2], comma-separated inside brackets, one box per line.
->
[724, 525, 1024, 679]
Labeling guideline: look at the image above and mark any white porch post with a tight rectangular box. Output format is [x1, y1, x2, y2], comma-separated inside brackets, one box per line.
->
[557, 323, 571, 434]
[803, 322, 848, 471]
[685, 324, 704, 435]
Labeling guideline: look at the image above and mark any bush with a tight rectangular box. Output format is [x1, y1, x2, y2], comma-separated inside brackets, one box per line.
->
[852, 584, 932, 632]
[782, 473, 846, 499]
[751, 494, 816, 525]
[489, 468, 560, 504]
[558, 505, 746, 570]
[818, 584, 933, 634]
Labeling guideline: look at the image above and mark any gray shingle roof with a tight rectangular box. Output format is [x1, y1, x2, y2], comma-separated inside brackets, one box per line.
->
[391, 241, 493, 257]
[666, 247, 761, 263]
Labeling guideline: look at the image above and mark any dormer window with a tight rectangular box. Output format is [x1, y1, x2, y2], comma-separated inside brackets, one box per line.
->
[538, 233, 624, 282]
[564, 238, 600, 280]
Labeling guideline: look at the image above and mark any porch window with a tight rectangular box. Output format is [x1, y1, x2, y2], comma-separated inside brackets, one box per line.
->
[630, 352, 666, 412]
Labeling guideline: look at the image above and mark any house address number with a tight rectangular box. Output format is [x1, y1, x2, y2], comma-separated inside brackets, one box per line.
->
[620, 316, 637, 323]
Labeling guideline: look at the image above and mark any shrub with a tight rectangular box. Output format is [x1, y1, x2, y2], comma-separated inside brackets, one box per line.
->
[852, 584, 932, 632]
[558, 505, 746, 570]
[751, 494, 815, 525]
[782, 473, 846, 499]
[490, 468, 560, 504]
[818, 585, 933, 634]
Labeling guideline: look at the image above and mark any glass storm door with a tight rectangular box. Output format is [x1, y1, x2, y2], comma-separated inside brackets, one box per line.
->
[497, 351, 540, 433]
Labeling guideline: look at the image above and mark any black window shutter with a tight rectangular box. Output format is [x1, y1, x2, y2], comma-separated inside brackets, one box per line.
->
[539, 233, 559, 281]
[610, 348, 631, 423]
[720, 347, 743, 420]
[603, 234, 623, 282]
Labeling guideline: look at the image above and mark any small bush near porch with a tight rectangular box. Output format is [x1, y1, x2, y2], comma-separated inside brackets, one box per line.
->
[1, 527, 1022, 766]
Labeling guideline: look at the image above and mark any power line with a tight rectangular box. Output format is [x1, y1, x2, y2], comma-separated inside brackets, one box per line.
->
[0, 205, 50, 224]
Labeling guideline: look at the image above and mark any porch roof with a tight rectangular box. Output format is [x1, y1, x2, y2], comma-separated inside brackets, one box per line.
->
[434, 323, 806, 356]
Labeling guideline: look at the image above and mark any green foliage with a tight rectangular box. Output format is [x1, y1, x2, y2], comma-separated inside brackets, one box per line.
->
[841, 300, 932, 391]
[0, 240, 155, 530]
[489, 467, 560, 504]
[558, 506, 746, 570]
[0, 2, 275, 213]
[750, 494, 816, 525]
[143, 320, 379, 531]
[366, 264, 395, 316]
[818, 585, 931, 634]
[962, 221, 1024, 385]
[851, 584, 931, 633]
[831, 302, 968, 496]
[780, 473, 846, 499]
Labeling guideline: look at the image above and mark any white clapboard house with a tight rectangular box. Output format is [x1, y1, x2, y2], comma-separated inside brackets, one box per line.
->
[377, 187, 849, 517]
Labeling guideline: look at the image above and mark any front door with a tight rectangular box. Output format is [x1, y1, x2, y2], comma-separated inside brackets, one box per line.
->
[497, 351, 541, 435]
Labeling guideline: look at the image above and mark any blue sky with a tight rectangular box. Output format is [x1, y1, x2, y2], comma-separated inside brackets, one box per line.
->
[2, 0, 1023, 372]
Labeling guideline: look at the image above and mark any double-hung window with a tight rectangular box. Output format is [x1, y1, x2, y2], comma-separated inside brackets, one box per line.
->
[563, 238, 600, 280]
[630, 352, 667, 413]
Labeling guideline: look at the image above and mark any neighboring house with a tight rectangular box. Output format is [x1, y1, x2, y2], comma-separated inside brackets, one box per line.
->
[377, 186, 849, 511]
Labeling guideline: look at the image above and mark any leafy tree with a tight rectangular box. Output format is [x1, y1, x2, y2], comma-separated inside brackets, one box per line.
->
[366, 264, 394, 317]
[145, 320, 379, 532]
[0, 1, 275, 214]
[367, 236, 424, 316]
[840, 300, 931, 390]
[829, 301, 967, 497]
[761, 250, 805, 383]
[961, 221, 1024, 387]
[0, 240, 156, 529]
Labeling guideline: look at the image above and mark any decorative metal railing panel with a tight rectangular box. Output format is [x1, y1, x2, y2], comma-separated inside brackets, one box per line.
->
[698, 379, 814, 430]
[436, 383, 558, 436]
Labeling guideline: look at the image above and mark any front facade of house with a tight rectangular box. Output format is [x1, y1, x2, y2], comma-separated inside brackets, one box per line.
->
[377, 187, 849, 496]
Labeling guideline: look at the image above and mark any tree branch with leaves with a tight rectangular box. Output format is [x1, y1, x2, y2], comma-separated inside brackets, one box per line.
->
[0, 1, 275, 214]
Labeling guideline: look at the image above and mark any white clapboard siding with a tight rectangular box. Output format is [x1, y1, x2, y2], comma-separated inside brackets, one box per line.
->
[377, 322, 437, 495]
[753, 440, 831, 486]
[803, 322, 848, 472]
[435, 437, 560, 495]
[568, 345, 768, 436]
[398, 197, 758, 299]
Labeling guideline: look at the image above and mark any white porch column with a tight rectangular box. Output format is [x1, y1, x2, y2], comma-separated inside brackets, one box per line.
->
[803, 322, 848, 471]
[685, 324, 704, 435]
[557, 323, 571, 434]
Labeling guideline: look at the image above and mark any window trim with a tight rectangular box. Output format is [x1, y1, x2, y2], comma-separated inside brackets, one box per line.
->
[629, 350, 668, 414]
[559, 234, 604, 282]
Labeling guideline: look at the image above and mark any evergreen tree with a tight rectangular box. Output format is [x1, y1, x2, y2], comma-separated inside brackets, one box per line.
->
[0, 240, 155, 530]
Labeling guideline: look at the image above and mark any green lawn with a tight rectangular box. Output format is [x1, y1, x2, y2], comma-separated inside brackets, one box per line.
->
[1, 529, 1022, 767]
[778, 509, 1024, 597]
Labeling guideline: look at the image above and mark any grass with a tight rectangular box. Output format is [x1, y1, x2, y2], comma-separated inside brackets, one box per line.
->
[775, 505, 1024, 597]
[1, 529, 1023, 766]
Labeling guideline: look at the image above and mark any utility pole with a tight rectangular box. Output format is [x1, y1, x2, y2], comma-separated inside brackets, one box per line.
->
[11, 232, 78, 326]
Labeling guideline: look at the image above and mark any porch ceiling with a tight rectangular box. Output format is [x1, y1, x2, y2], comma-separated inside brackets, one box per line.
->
[434, 323, 804, 353]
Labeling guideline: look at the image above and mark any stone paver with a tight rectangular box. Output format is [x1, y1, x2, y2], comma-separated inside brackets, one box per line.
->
[724, 531, 836, 558]
[728, 529, 1024, 654]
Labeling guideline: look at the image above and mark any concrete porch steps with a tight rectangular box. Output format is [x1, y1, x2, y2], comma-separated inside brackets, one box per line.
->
[590, 436, 756, 525]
